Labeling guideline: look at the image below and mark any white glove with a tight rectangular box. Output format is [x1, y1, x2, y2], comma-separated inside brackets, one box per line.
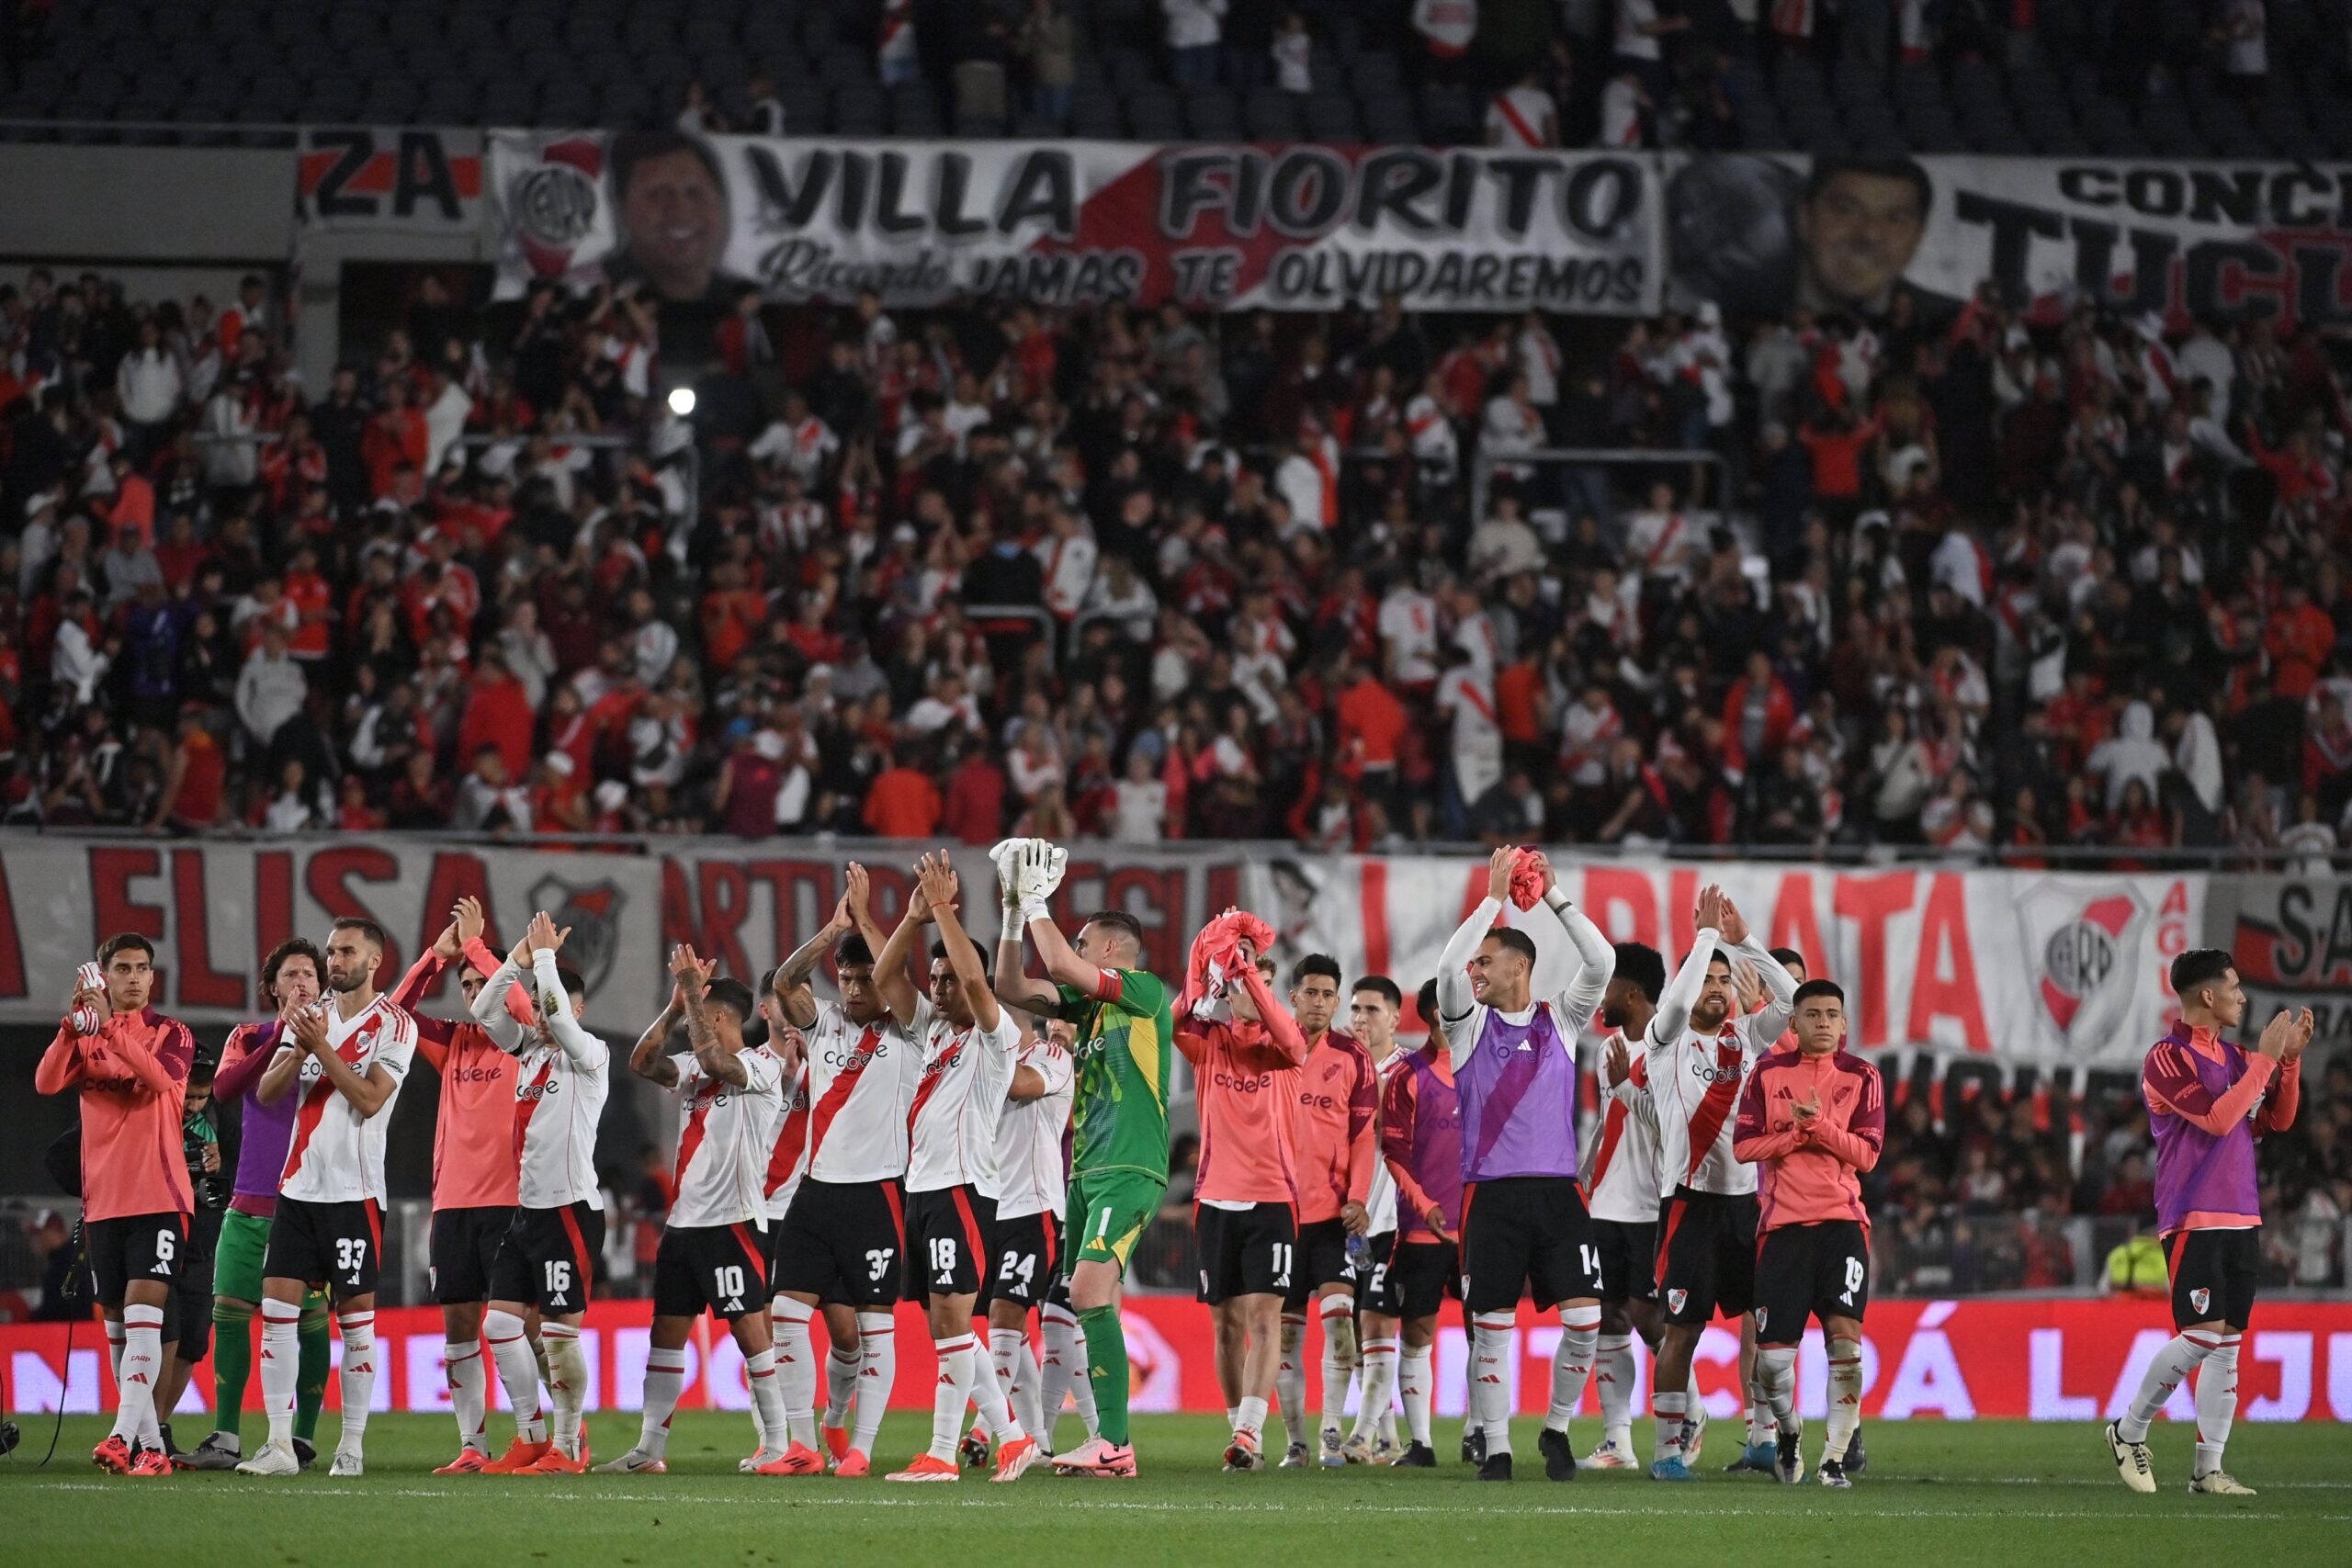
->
[1012, 840, 1051, 912]
[1032, 840, 1069, 901]
[989, 837, 1031, 909]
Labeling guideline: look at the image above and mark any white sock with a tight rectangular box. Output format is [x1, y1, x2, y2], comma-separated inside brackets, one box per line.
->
[1399, 1342, 1434, 1446]
[1471, 1311, 1515, 1454]
[1016, 1340, 1046, 1442]
[1825, 1337, 1863, 1462]
[1040, 1304, 1098, 1442]
[746, 1347, 787, 1455]
[1653, 1390, 1687, 1463]
[929, 1333, 979, 1461]
[1352, 1337, 1399, 1443]
[1237, 1393, 1269, 1438]
[1379, 1406, 1397, 1446]
[969, 1330, 1023, 1443]
[2118, 1329, 2220, 1444]
[989, 1328, 1040, 1441]
[852, 1313, 895, 1454]
[446, 1337, 489, 1451]
[336, 1311, 378, 1452]
[772, 1301, 819, 1450]
[638, 1346, 686, 1461]
[115, 1304, 165, 1448]
[260, 1301, 301, 1446]
[1595, 1333, 1635, 1449]
[1544, 1303, 1601, 1435]
[484, 1309, 547, 1444]
[2193, 1334, 2242, 1476]
[542, 1324, 586, 1456]
[1318, 1296, 1357, 1436]
[1276, 1313, 1308, 1446]
[823, 1345, 860, 1428]
[1758, 1344, 1799, 1440]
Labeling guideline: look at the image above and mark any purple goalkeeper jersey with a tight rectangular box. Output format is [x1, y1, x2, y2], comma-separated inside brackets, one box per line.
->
[218, 1020, 296, 1212]
[1456, 1002, 1580, 1183]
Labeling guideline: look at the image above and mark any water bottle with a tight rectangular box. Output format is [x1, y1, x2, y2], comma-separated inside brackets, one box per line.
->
[70, 961, 104, 1035]
[1344, 1231, 1374, 1275]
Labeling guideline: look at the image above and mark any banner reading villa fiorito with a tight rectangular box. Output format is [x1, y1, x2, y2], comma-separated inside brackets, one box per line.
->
[486, 130, 1660, 312]
[1669, 153, 2352, 328]
[0, 838, 2203, 1074]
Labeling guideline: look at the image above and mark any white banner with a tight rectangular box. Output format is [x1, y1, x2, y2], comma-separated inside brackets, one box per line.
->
[1668, 153, 2352, 329]
[487, 130, 1661, 312]
[0, 839, 2210, 1072]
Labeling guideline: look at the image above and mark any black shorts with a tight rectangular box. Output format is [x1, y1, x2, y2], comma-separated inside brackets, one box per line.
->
[770, 1177, 907, 1309]
[488, 1201, 603, 1314]
[1754, 1221, 1870, 1345]
[1391, 1238, 1460, 1319]
[904, 1185, 992, 1300]
[980, 1208, 1060, 1310]
[429, 1205, 515, 1306]
[85, 1212, 192, 1306]
[1459, 1176, 1601, 1314]
[1655, 1187, 1758, 1325]
[1355, 1230, 1401, 1315]
[264, 1197, 383, 1299]
[1283, 1216, 1355, 1310]
[763, 1207, 794, 1295]
[1196, 1201, 1297, 1304]
[1592, 1217, 1657, 1303]
[2167, 1226, 2260, 1331]
[171, 1211, 220, 1359]
[653, 1222, 774, 1321]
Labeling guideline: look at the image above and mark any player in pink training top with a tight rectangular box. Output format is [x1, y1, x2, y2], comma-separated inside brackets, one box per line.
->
[37, 933, 197, 1477]
[386, 896, 527, 1474]
[1272, 954, 1379, 1470]
[1175, 928, 1308, 1472]
[2105, 949, 2309, 1498]
[1733, 978, 1883, 1489]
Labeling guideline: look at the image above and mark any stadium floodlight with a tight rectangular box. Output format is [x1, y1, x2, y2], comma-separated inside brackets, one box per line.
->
[666, 386, 696, 417]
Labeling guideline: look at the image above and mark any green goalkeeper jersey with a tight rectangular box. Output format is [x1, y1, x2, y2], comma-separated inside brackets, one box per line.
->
[1053, 966, 1174, 1183]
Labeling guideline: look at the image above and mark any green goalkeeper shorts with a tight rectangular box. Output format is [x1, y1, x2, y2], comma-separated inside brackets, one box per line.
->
[1066, 1171, 1166, 1277]
[214, 1208, 272, 1303]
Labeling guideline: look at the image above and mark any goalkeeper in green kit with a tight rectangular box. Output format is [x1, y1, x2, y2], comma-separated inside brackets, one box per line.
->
[990, 840, 1171, 1478]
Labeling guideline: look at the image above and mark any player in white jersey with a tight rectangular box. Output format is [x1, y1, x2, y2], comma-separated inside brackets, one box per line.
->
[239, 917, 416, 1478]
[767, 863, 928, 1478]
[1340, 976, 1408, 1464]
[602, 947, 789, 1475]
[889, 853, 1037, 1483]
[468, 911, 612, 1474]
[755, 963, 875, 1471]
[1640, 886, 1794, 1482]
[1581, 942, 1704, 1470]
[965, 1008, 1076, 1462]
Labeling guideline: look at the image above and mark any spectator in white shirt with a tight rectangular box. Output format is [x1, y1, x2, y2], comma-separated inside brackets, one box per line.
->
[1165, 0, 1227, 85]
[1111, 750, 1170, 841]
[116, 321, 183, 453]
[1599, 66, 1649, 147]
[1485, 67, 1558, 147]
[1272, 11, 1312, 92]
[234, 623, 307, 748]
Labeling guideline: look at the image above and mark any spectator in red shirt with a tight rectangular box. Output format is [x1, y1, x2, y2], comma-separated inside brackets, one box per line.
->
[2264, 581, 2335, 701]
[940, 744, 1007, 844]
[863, 749, 943, 839]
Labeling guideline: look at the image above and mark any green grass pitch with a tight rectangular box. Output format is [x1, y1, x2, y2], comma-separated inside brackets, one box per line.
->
[7, 1415, 2347, 1565]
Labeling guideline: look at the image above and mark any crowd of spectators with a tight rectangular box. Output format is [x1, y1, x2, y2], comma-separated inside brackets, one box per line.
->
[0, 249, 2349, 864]
[1869, 1053, 2352, 1292]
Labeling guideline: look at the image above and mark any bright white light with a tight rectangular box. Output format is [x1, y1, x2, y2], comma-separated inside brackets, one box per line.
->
[666, 386, 696, 416]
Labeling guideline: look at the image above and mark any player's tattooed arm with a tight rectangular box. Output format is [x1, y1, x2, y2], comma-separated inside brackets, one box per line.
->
[298, 1002, 397, 1117]
[629, 969, 686, 1089]
[255, 1003, 312, 1105]
[773, 891, 854, 1031]
[673, 942, 747, 1088]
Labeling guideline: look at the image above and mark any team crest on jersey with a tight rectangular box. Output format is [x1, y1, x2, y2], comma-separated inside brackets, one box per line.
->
[528, 874, 626, 996]
[1667, 1288, 1688, 1314]
[2016, 880, 2147, 1050]
[1755, 1307, 1767, 1332]
[2189, 1287, 2211, 1315]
